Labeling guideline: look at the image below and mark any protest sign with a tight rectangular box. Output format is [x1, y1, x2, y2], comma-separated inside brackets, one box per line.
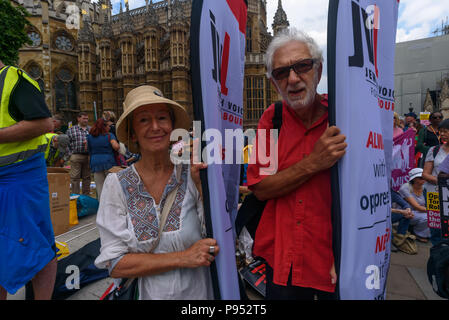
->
[190, 0, 247, 299]
[427, 192, 441, 229]
[420, 112, 430, 126]
[328, 0, 399, 299]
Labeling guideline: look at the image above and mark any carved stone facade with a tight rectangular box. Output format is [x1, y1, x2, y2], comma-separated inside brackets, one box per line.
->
[423, 89, 434, 113]
[272, 0, 289, 36]
[421, 77, 449, 119]
[440, 78, 449, 119]
[17, 0, 287, 129]
[15, 0, 84, 123]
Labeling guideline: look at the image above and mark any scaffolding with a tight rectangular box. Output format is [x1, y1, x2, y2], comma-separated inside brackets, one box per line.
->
[432, 17, 449, 36]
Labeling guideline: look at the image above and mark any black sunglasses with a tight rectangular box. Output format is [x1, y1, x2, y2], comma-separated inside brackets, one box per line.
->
[431, 115, 443, 120]
[271, 58, 317, 80]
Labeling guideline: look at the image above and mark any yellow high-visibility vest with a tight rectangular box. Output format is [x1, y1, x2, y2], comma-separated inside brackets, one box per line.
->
[44, 133, 60, 166]
[0, 66, 48, 166]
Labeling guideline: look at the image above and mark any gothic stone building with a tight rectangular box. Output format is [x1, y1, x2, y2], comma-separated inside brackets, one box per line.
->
[16, 0, 289, 129]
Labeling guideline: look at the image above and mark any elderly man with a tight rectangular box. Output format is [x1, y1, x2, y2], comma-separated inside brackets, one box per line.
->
[247, 28, 347, 300]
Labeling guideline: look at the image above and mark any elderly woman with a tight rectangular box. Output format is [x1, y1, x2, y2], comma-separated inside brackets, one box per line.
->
[95, 86, 217, 300]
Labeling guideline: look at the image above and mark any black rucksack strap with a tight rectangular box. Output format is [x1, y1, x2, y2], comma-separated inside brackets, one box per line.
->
[235, 101, 284, 239]
[433, 145, 441, 158]
[272, 101, 283, 131]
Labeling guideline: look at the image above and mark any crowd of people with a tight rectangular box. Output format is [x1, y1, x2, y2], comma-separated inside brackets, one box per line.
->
[1, 25, 447, 301]
[392, 110, 448, 251]
[39, 110, 140, 199]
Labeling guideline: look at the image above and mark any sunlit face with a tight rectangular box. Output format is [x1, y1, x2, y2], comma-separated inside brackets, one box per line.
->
[131, 104, 173, 153]
[270, 41, 321, 110]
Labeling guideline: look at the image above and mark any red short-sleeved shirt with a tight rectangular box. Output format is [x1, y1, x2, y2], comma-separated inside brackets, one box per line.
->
[247, 96, 335, 292]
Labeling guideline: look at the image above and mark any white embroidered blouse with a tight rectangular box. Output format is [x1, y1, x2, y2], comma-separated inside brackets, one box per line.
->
[94, 163, 213, 300]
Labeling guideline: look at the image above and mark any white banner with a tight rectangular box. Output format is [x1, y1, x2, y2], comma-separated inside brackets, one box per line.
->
[190, 0, 247, 299]
[328, 0, 399, 299]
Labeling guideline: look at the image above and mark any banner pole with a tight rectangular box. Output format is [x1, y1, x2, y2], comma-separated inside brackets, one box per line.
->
[190, 0, 221, 300]
[327, 0, 341, 300]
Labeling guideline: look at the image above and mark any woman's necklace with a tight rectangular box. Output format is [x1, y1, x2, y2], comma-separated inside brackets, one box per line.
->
[429, 125, 440, 143]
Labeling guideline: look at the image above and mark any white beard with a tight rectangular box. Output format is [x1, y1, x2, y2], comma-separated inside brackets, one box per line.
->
[285, 86, 316, 110]
[275, 71, 319, 111]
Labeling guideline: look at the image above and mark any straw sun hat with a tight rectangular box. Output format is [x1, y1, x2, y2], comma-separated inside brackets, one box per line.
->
[116, 85, 191, 153]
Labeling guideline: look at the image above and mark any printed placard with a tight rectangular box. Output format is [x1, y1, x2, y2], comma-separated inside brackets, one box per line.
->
[420, 112, 430, 126]
[426, 192, 441, 229]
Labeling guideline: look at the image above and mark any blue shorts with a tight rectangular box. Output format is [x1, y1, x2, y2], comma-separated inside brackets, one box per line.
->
[0, 153, 56, 294]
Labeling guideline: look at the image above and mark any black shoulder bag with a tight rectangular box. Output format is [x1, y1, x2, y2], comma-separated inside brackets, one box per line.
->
[235, 101, 283, 239]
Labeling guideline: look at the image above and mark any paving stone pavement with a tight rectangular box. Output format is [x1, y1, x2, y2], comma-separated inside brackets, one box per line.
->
[6, 214, 446, 300]
[387, 240, 445, 300]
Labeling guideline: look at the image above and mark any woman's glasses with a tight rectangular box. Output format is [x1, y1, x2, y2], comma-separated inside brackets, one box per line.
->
[271, 58, 317, 80]
[431, 116, 443, 120]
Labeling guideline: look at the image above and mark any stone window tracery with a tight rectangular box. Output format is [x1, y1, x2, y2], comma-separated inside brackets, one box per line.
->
[54, 68, 77, 110]
[27, 63, 45, 92]
[245, 76, 265, 121]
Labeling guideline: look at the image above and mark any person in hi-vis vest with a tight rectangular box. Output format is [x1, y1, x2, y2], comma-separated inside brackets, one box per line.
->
[0, 60, 57, 300]
[44, 133, 70, 167]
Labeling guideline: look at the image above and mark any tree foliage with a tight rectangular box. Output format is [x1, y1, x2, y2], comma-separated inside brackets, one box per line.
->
[0, 0, 32, 66]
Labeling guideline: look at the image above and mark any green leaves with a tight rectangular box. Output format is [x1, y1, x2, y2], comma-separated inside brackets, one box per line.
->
[0, 0, 32, 66]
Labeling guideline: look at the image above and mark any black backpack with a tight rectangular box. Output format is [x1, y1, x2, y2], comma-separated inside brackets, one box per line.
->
[433, 144, 441, 158]
[427, 240, 449, 299]
[235, 101, 283, 239]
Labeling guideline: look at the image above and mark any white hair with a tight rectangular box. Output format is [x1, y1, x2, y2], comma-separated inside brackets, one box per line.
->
[265, 27, 323, 79]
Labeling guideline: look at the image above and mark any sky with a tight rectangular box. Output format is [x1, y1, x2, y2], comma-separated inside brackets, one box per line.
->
[106, 0, 449, 93]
